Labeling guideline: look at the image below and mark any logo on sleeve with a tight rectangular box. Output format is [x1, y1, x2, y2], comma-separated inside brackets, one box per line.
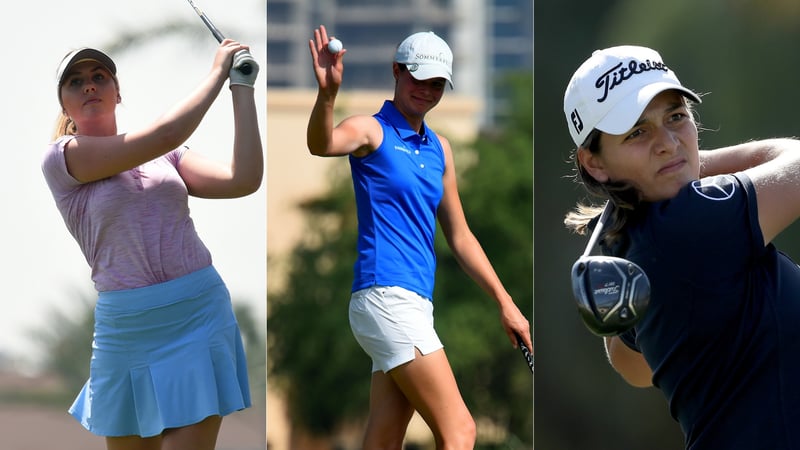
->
[691, 175, 736, 201]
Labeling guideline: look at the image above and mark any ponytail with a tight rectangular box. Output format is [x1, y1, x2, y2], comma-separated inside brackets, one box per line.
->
[52, 111, 77, 141]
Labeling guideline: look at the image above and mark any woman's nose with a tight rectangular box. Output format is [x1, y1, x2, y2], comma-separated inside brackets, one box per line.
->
[653, 126, 678, 154]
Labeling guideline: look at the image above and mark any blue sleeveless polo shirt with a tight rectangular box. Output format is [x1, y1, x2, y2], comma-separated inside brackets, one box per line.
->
[349, 100, 445, 300]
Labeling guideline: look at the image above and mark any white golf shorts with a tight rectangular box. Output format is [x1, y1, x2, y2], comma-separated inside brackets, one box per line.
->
[349, 285, 443, 373]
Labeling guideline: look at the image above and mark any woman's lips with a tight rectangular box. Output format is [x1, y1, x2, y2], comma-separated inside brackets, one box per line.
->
[658, 158, 685, 175]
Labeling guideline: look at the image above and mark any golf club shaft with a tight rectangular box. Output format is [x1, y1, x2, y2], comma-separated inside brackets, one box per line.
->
[582, 201, 612, 257]
[186, 0, 254, 75]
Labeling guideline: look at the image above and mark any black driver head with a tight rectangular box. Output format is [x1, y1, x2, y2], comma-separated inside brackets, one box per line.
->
[571, 255, 650, 336]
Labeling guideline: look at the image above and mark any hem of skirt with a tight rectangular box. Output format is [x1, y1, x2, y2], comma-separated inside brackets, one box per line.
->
[69, 403, 252, 438]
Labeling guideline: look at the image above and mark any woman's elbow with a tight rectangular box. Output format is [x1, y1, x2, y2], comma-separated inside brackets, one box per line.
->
[240, 177, 263, 196]
[615, 367, 654, 388]
[235, 170, 264, 197]
[307, 143, 334, 157]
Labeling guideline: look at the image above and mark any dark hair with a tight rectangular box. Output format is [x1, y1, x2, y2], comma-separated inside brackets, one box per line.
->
[564, 130, 640, 247]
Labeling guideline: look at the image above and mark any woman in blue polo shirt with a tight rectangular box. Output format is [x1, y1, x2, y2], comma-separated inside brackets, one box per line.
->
[306, 25, 532, 448]
[563, 45, 800, 449]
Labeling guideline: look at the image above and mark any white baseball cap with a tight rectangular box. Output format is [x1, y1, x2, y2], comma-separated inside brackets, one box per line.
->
[394, 31, 454, 89]
[563, 45, 701, 147]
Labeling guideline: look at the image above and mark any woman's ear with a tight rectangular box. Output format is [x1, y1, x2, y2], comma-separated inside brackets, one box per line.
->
[392, 62, 400, 82]
[577, 147, 610, 183]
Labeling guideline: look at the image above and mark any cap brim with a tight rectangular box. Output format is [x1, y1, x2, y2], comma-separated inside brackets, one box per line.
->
[407, 64, 454, 89]
[57, 48, 116, 88]
[596, 82, 701, 135]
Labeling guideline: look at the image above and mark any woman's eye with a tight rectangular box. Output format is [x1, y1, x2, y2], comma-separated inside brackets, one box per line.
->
[625, 129, 643, 140]
[669, 112, 684, 122]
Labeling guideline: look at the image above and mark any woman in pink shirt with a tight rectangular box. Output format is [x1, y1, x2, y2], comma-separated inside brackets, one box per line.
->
[42, 41, 262, 450]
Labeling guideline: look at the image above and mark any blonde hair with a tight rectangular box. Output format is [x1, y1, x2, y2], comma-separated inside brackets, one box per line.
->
[52, 112, 78, 141]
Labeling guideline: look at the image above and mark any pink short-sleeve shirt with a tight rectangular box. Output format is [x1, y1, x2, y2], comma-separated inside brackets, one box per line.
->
[41, 136, 212, 292]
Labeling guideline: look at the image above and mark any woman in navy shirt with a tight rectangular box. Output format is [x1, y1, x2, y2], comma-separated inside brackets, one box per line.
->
[564, 45, 800, 449]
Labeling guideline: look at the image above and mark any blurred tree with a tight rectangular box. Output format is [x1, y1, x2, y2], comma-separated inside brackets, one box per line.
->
[30, 289, 95, 395]
[234, 302, 267, 407]
[266, 169, 376, 437]
[267, 72, 533, 447]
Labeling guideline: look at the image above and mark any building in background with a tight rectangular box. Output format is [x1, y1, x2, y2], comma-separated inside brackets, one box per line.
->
[266, 0, 533, 126]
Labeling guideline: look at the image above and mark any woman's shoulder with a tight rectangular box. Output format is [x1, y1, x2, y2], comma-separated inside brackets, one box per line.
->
[42, 135, 82, 193]
[42, 135, 77, 168]
[639, 174, 754, 245]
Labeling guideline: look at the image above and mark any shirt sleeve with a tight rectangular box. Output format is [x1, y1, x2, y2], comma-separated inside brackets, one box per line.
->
[41, 136, 82, 199]
[164, 145, 189, 168]
[618, 328, 640, 352]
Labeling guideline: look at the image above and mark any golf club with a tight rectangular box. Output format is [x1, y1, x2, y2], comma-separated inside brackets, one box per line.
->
[570, 202, 651, 336]
[515, 333, 534, 373]
[186, 0, 255, 75]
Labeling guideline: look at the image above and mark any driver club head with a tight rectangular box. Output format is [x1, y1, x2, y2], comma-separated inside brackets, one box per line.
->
[571, 255, 651, 336]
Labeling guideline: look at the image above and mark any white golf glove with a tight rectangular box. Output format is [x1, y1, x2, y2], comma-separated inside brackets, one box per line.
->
[229, 51, 259, 88]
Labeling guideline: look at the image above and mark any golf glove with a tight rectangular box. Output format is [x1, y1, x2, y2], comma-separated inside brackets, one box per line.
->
[229, 51, 259, 88]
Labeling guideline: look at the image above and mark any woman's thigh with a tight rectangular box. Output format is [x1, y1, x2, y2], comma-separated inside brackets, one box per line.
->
[104, 415, 221, 450]
[389, 348, 475, 444]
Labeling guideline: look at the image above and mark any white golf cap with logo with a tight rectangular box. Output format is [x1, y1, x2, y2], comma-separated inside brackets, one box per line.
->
[563, 45, 701, 147]
[394, 31, 454, 89]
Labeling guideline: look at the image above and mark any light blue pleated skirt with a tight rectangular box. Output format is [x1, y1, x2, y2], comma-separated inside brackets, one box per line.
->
[69, 265, 252, 437]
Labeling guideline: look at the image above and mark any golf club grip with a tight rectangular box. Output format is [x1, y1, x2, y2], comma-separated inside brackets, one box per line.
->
[232, 50, 254, 75]
[515, 333, 534, 373]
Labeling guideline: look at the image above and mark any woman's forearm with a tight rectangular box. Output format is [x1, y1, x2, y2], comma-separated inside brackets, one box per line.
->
[229, 86, 264, 195]
[699, 138, 799, 177]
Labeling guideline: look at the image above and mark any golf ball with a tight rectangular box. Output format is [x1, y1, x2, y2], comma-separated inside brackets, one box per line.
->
[328, 38, 343, 54]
